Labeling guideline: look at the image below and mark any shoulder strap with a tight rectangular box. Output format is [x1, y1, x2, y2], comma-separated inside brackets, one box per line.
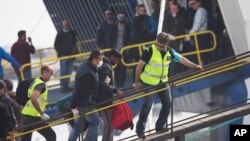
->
[146, 45, 153, 60]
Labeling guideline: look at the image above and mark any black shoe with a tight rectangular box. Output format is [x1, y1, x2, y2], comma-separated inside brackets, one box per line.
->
[136, 132, 146, 139]
[156, 127, 169, 134]
[61, 87, 73, 93]
[207, 102, 216, 107]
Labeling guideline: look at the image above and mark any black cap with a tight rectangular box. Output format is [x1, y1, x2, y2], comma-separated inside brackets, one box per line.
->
[0, 80, 6, 89]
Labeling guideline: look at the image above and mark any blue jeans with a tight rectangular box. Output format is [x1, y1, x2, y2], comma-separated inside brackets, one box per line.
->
[68, 109, 100, 141]
[60, 59, 73, 89]
[136, 83, 171, 134]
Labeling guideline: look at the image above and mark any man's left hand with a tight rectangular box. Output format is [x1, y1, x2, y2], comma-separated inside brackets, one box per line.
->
[194, 65, 203, 70]
[115, 89, 123, 96]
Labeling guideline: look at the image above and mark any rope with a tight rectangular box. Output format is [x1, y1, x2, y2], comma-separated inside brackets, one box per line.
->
[28, 9, 47, 37]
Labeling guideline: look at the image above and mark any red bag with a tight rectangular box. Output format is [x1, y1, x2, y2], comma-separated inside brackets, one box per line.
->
[111, 102, 134, 131]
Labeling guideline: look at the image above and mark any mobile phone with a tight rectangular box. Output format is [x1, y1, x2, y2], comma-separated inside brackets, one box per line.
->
[28, 37, 32, 42]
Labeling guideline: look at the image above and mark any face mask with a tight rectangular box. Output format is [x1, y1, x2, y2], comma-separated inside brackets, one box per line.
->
[63, 29, 70, 32]
[97, 60, 103, 68]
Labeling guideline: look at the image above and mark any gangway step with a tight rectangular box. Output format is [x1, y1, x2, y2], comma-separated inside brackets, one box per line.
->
[131, 103, 250, 141]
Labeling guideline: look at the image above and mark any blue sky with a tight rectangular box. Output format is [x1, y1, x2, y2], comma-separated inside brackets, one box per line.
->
[0, 0, 56, 51]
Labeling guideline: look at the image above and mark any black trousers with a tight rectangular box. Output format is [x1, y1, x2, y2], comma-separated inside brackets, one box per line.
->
[21, 114, 56, 141]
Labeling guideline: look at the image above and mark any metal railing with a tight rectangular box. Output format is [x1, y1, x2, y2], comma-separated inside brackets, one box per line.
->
[13, 51, 250, 138]
[120, 30, 217, 67]
[4, 31, 216, 87]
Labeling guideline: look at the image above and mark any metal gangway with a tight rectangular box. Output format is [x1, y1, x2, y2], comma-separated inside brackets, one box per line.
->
[13, 51, 250, 141]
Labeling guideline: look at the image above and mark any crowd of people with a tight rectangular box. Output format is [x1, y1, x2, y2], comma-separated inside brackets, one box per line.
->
[0, 0, 230, 141]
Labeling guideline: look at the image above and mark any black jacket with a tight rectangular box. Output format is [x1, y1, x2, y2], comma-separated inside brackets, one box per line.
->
[71, 61, 99, 108]
[98, 58, 117, 106]
[54, 30, 77, 57]
[0, 94, 16, 139]
[96, 21, 115, 49]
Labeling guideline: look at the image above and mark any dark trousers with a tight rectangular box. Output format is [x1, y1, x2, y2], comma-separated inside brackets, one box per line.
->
[198, 34, 211, 65]
[136, 83, 171, 134]
[21, 115, 56, 141]
[99, 108, 113, 141]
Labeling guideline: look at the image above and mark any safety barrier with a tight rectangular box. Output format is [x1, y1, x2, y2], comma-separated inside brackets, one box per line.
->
[120, 30, 217, 67]
[3, 47, 57, 76]
[76, 38, 96, 53]
[3, 31, 216, 87]
[13, 51, 250, 138]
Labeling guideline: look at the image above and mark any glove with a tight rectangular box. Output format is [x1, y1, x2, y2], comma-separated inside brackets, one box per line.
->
[104, 76, 111, 84]
[41, 113, 50, 120]
[71, 108, 79, 117]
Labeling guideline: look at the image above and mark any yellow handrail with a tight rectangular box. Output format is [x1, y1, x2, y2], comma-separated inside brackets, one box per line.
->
[14, 55, 250, 138]
[19, 48, 112, 82]
[5, 31, 216, 87]
[120, 30, 217, 67]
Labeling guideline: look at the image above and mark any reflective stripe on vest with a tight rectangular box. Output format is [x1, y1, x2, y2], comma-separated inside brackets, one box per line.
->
[140, 44, 171, 85]
[21, 77, 48, 117]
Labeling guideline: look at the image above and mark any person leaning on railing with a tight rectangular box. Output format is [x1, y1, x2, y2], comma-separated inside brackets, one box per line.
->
[133, 32, 203, 139]
[0, 46, 20, 79]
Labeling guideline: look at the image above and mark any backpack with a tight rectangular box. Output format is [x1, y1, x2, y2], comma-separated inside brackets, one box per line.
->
[111, 102, 134, 131]
[16, 79, 34, 106]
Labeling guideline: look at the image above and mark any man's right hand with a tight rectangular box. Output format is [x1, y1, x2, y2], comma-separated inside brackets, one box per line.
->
[71, 108, 79, 117]
[28, 37, 32, 43]
[133, 82, 141, 91]
[41, 113, 50, 120]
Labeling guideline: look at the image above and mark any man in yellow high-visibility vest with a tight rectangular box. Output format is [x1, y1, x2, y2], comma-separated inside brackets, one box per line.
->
[21, 65, 56, 141]
[134, 32, 203, 139]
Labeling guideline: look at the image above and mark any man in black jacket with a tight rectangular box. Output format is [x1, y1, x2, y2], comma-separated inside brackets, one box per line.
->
[96, 9, 115, 49]
[54, 20, 77, 93]
[98, 49, 123, 141]
[69, 50, 103, 141]
[0, 80, 16, 141]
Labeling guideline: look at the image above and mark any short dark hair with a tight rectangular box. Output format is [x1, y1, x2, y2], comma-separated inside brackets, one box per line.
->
[3, 79, 13, 91]
[18, 30, 26, 38]
[0, 80, 6, 90]
[41, 65, 50, 73]
[89, 50, 103, 61]
[156, 32, 169, 44]
[108, 49, 122, 59]
[151, 0, 159, 4]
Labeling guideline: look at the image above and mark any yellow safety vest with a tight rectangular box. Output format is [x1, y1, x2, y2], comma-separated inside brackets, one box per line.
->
[21, 77, 48, 117]
[140, 44, 171, 85]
